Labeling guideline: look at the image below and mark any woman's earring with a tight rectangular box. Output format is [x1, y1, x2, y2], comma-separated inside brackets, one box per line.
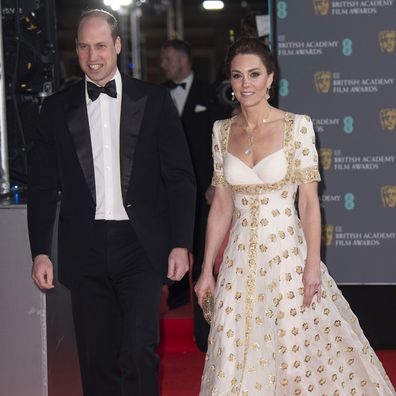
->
[265, 87, 271, 100]
[231, 91, 236, 101]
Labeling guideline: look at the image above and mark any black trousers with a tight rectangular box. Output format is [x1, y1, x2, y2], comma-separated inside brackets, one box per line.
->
[70, 220, 162, 396]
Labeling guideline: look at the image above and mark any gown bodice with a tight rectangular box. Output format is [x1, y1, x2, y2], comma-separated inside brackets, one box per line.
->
[211, 112, 321, 198]
[224, 149, 288, 187]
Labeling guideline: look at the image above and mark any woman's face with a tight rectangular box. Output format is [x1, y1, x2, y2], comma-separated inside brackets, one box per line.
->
[230, 53, 273, 108]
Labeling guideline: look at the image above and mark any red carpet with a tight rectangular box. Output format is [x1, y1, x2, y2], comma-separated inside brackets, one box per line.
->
[159, 305, 396, 395]
[158, 305, 203, 396]
[377, 350, 396, 387]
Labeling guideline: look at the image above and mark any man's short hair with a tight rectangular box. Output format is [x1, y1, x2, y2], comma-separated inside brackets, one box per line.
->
[76, 9, 119, 42]
[161, 39, 192, 64]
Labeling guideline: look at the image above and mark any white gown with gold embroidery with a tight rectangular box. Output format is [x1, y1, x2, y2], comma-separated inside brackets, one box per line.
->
[199, 113, 395, 396]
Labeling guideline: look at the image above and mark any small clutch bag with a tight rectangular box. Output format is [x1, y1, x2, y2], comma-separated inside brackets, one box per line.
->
[202, 292, 214, 324]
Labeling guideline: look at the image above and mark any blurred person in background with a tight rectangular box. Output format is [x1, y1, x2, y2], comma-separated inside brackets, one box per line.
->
[161, 39, 229, 351]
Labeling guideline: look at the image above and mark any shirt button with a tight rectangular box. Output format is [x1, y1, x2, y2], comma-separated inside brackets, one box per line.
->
[104, 144, 109, 149]
[104, 123, 108, 128]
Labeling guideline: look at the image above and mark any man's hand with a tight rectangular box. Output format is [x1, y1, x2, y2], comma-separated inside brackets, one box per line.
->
[167, 247, 189, 281]
[32, 254, 55, 290]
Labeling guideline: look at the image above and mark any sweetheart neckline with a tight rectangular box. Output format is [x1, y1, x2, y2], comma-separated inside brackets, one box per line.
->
[225, 112, 288, 170]
[227, 149, 284, 170]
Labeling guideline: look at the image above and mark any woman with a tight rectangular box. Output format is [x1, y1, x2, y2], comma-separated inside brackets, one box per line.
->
[195, 38, 395, 396]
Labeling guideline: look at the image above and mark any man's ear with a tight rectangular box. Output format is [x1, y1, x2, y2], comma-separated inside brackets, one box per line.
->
[180, 53, 190, 68]
[115, 36, 122, 54]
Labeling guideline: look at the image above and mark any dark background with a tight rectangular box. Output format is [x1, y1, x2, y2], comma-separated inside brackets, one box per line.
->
[2, 0, 267, 181]
[56, 0, 268, 84]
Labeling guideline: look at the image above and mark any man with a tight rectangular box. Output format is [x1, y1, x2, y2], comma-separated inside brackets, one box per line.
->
[28, 9, 196, 396]
[160, 40, 228, 349]
[160, 40, 215, 211]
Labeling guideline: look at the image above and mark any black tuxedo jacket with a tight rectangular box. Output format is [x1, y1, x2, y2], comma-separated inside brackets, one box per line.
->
[28, 74, 196, 288]
[164, 77, 223, 198]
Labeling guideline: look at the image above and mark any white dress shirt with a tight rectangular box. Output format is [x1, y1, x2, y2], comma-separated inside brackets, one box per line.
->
[85, 69, 129, 220]
[169, 72, 194, 116]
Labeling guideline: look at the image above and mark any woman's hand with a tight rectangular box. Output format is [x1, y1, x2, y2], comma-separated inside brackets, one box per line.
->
[302, 258, 321, 308]
[194, 271, 216, 307]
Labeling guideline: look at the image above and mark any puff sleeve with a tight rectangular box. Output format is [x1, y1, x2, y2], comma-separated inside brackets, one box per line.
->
[211, 120, 229, 188]
[293, 115, 321, 185]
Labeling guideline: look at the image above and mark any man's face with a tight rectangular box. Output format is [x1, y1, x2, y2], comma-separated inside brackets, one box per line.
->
[160, 47, 184, 81]
[76, 16, 121, 86]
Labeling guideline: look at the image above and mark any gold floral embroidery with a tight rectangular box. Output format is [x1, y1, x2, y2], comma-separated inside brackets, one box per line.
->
[211, 173, 228, 187]
[211, 114, 322, 195]
[295, 166, 321, 184]
[211, 113, 322, 193]
[239, 198, 259, 390]
[211, 119, 232, 188]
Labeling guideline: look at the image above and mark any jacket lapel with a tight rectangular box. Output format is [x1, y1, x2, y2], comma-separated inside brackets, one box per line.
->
[181, 79, 197, 122]
[66, 81, 96, 204]
[119, 75, 147, 201]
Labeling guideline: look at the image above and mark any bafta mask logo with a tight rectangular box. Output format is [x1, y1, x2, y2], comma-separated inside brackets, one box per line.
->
[380, 108, 396, 131]
[314, 71, 331, 94]
[379, 30, 396, 53]
[319, 148, 332, 171]
[313, 0, 330, 15]
[321, 224, 334, 247]
[381, 186, 396, 208]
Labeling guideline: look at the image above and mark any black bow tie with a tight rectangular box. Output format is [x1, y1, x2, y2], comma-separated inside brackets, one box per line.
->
[87, 80, 117, 101]
[168, 81, 186, 90]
